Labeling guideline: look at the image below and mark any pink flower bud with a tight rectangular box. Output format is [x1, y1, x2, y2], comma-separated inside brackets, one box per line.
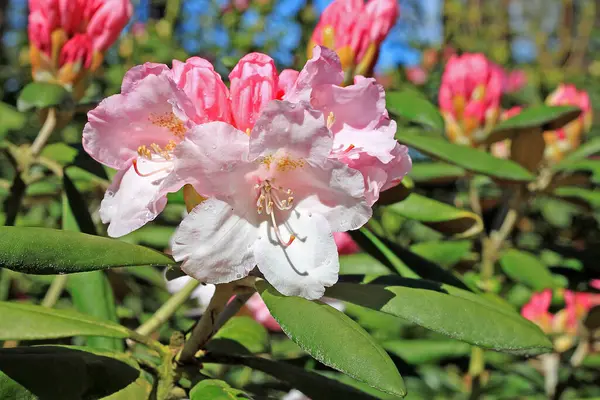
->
[229, 53, 279, 132]
[245, 293, 282, 332]
[309, 0, 398, 76]
[86, 0, 133, 52]
[28, 9, 54, 56]
[521, 290, 553, 332]
[59, 34, 93, 69]
[438, 53, 503, 145]
[171, 57, 233, 125]
[503, 69, 527, 93]
[544, 84, 592, 162]
[405, 66, 427, 85]
[333, 232, 359, 255]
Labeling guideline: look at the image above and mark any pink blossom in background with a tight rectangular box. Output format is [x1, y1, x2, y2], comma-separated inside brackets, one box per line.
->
[28, 0, 132, 89]
[521, 289, 553, 332]
[500, 69, 527, 93]
[544, 84, 593, 163]
[405, 66, 428, 86]
[438, 53, 503, 146]
[309, 0, 399, 78]
[591, 280, 600, 290]
[491, 106, 523, 159]
[333, 232, 359, 255]
[245, 294, 282, 331]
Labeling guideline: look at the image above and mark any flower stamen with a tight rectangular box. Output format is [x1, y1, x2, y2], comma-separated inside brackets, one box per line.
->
[256, 180, 296, 247]
[132, 159, 172, 177]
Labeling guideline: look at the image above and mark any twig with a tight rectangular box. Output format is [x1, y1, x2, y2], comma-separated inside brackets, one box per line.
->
[214, 292, 253, 332]
[136, 279, 201, 337]
[30, 108, 57, 157]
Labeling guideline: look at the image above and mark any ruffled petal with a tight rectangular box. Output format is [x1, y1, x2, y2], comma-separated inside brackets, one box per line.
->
[121, 62, 170, 93]
[172, 198, 258, 284]
[255, 211, 339, 300]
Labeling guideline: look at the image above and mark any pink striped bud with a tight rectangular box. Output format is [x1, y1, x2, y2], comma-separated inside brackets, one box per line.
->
[86, 0, 133, 52]
[309, 0, 398, 80]
[543, 84, 592, 162]
[439, 53, 503, 146]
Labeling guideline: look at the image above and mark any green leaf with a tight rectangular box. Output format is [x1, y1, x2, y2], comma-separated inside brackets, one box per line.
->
[339, 253, 391, 275]
[558, 137, 600, 164]
[203, 352, 384, 400]
[325, 282, 552, 355]
[0, 226, 175, 274]
[386, 193, 483, 238]
[410, 241, 472, 268]
[376, 183, 411, 206]
[553, 187, 600, 209]
[62, 176, 122, 351]
[484, 105, 580, 144]
[0, 301, 130, 341]
[0, 346, 139, 399]
[382, 340, 471, 364]
[0, 102, 26, 139]
[552, 159, 600, 184]
[386, 89, 444, 131]
[190, 379, 250, 400]
[499, 249, 557, 291]
[409, 162, 466, 183]
[17, 82, 71, 112]
[0, 371, 36, 400]
[207, 316, 269, 354]
[395, 131, 535, 182]
[41, 143, 79, 165]
[257, 281, 406, 398]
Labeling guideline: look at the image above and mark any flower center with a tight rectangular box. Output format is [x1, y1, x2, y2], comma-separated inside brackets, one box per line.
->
[255, 180, 295, 247]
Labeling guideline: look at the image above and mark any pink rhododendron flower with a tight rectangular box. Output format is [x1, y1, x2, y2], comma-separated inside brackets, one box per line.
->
[405, 66, 428, 86]
[333, 232, 359, 255]
[591, 279, 600, 290]
[171, 100, 372, 299]
[28, 0, 132, 94]
[543, 84, 592, 163]
[438, 53, 503, 146]
[309, 0, 399, 79]
[502, 69, 527, 93]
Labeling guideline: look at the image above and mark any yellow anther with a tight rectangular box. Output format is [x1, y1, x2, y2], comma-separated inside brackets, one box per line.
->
[327, 112, 335, 129]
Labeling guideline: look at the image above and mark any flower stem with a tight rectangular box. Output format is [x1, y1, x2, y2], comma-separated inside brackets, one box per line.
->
[30, 108, 57, 158]
[178, 283, 235, 364]
[136, 278, 201, 337]
[41, 274, 68, 308]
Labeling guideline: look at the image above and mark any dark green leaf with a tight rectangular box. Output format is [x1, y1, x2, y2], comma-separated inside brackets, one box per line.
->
[0, 371, 36, 400]
[257, 281, 406, 398]
[376, 183, 411, 206]
[190, 379, 250, 400]
[339, 253, 391, 275]
[17, 82, 71, 112]
[409, 162, 466, 183]
[552, 159, 600, 184]
[207, 316, 269, 354]
[395, 131, 535, 182]
[410, 241, 472, 268]
[0, 102, 26, 139]
[0, 301, 130, 340]
[386, 193, 483, 238]
[0, 346, 138, 400]
[325, 282, 552, 355]
[202, 352, 384, 400]
[553, 187, 600, 209]
[0, 226, 175, 274]
[386, 89, 444, 131]
[484, 105, 580, 144]
[499, 249, 557, 291]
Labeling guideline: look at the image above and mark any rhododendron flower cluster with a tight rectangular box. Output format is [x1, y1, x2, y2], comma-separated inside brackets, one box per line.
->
[28, 0, 132, 97]
[439, 53, 503, 146]
[309, 0, 399, 82]
[84, 46, 411, 299]
[522, 289, 600, 352]
[543, 84, 592, 163]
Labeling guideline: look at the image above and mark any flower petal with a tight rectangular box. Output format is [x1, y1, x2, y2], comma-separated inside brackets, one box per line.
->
[121, 62, 170, 93]
[284, 46, 344, 103]
[229, 53, 279, 132]
[249, 100, 332, 167]
[83, 73, 195, 170]
[167, 121, 251, 198]
[255, 211, 339, 300]
[172, 198, 258, 284]
[293, 159, 371, 231]
[277, 69, 300, 99]
[99, 160, 171, 237]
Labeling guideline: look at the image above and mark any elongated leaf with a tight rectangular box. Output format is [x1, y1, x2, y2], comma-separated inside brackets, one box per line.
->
[0, 226, 175, 274]
[484, 105, 580, 144]
[395, 131, 535, 182]
[409, 162, 466, 183]
[552, 159, 600, 184]
[339, 253, 391, 275]
[376, 183, 411, 206]
[325, 282, 552, 355]
[558, 137, 600, 164]
[190, 379, 250, 400]
[17, 82, 71, 112]
[0, 346, 138, 399]
[499, 249, 558, 291]
[207, 316, 269, 354]
[387, 89, 444, 131]
[0, 301, 130, 340]
[382, 340, 471, 364]
[386, 193, 482, 238]
[62, 179, 122, 351]
[553, 187, 600, 209]
[202, 352, 384, 400]
[0, 372, 35, 400]
[257, 281, 406, 398]
[410, 241, 472, 268]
